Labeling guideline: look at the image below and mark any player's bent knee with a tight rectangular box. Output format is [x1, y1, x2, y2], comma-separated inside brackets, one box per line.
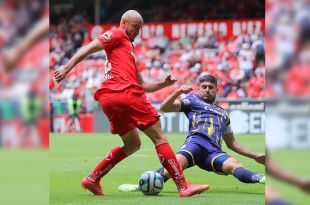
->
[135, 142, 141, 152]
[154, 137, 168, 146]
[149, 133, 168, 146]
[143, 122, 168, 146]
[232, 162, 243, 171]
[176, 154, 189, 170]
[122, 145, 139, 156]
[134, 139, 141, 150]
[223, 158, 242, 174]
[122, 141, 141, 156]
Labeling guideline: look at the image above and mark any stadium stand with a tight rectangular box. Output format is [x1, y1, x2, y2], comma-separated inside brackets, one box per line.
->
[49, 2, 265, 103]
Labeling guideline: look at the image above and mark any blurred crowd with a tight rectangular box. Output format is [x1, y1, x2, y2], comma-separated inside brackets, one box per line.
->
[0, 0, 49, 148]
[49, 10, 98, 113]
[50, 0, 264, 24]
[266, 0, 310, 98]
[130, 0, 265, 23]
[265, 1, 310, 205]
[49, 10, 265, 103]
[134, 30, 265, 101]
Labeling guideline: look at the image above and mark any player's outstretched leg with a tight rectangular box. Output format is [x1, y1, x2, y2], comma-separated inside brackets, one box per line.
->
[223, 157, 265, 184]
[143, 121, 209, 197]
[81, 129, 141, 195]
[232, 167, 265, 184]
[155, 153, 190, 181]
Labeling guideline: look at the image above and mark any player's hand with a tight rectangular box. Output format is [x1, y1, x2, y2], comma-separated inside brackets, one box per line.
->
[164, 74, 177, 86]
[254, 153, 265, 165]
[2, 49, 21, 72]
[54, 66, 69, 83]
[177, 86, 193, 94]
[298, 179, 310, 193]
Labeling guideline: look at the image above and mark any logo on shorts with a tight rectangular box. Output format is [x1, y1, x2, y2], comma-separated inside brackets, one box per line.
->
[101, 31, 114, 42]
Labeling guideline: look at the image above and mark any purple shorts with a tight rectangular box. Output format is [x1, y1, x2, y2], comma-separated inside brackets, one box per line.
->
[177, 135, 231, 174]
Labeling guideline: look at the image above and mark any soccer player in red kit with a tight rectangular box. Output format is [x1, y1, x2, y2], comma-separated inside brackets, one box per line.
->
[54, 10, 209, 197]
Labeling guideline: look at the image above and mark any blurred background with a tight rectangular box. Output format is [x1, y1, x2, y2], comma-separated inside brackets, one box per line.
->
[0, 0, 49, 148]
[265, 0, 310, 205]
[49, 0, 265, 134]
[0, 0, 49, 205]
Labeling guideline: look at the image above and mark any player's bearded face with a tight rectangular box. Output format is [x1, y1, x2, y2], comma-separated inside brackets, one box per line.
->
[125, 21, 142, 42]
[199, 81, 217, 103]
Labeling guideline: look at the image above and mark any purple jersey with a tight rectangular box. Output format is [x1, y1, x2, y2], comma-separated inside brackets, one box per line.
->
[180, 93, 233, 149]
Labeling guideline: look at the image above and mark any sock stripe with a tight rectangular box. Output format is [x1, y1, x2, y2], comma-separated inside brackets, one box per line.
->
[232, 167, 260, 183]
[155, 142, 169, 148]
[231, 166, 243, 175]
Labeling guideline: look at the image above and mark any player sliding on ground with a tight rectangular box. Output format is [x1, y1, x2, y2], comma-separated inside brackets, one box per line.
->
[54, 10, 209, 197]
[119, 75, 265, 192]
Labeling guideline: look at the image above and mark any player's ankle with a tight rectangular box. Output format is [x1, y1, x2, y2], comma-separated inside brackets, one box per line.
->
[86, 175, 98, 183]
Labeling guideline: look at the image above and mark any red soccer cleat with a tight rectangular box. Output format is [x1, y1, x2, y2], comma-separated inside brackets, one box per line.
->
[81, 177, 105, 195]
[179, 182, 210, 197]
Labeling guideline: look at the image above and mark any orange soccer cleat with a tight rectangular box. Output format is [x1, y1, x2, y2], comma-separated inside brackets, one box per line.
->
[179, 182, 210, 197]
[81, 177, 105, 195]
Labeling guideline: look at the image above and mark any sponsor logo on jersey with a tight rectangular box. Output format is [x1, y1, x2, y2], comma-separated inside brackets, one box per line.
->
[101, 30, 114, 42]
[103, 61, 113, 81]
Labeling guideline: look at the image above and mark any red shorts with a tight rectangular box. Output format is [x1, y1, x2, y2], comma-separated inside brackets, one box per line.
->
[95, 86, 160, 136]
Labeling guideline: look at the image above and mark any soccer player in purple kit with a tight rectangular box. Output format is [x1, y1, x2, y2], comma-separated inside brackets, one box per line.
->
[119, 75, 265, 192]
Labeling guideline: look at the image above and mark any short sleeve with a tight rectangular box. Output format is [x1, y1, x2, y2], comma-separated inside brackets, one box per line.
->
[97, 29, 121, 50]
[179, 95, 192, 113]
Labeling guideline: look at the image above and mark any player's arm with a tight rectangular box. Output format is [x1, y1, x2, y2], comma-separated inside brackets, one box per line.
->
[160, 86, 193, 112]
[266, 155, 310, 193]
[54, 39, 104, 83]
[137, 73, 176, 93]
[223, 132, 265, 165]
[3, 17, 49, 72]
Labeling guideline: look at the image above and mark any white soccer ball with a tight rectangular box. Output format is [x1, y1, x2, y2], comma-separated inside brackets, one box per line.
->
[138, 171, 164, 195]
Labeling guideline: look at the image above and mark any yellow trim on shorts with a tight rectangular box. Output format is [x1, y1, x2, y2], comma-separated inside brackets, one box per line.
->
[211, 153, 227, 173]
[178, 149, 195, 165]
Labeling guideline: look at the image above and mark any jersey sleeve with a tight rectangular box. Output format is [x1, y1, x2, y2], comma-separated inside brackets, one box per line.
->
[97, 29, 121, 51]
[179, 95, 192, 113]
[224, 113, 233, 134]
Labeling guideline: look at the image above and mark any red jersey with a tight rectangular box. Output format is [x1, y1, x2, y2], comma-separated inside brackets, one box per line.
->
[94, 29, 160, 135]
[96, 28, 142, 94]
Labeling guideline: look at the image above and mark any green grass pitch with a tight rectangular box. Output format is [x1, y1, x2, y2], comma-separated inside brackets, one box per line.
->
[50, 133, 265, 205]
[268, 150, 310, 205]
[0, 149, 49, 205]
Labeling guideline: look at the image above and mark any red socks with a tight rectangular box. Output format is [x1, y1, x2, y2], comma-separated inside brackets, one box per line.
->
[156, 143, 187, 191]
[88, 146, 127, 182]
[88, 143, 187, 192]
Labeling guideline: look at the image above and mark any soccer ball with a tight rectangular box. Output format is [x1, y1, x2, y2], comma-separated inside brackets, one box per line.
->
[138, 171, 164, 195]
